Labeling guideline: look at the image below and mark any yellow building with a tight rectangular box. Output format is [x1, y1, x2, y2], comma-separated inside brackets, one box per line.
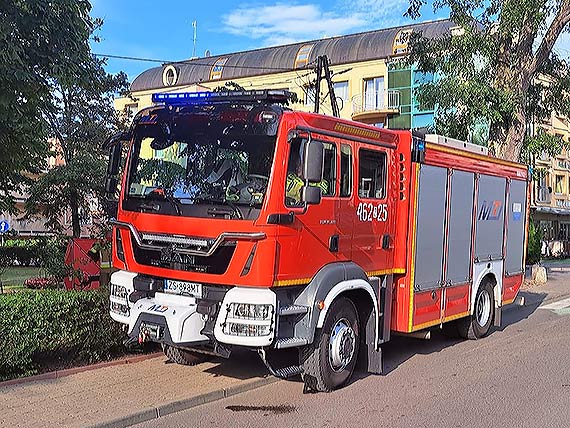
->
[115, 19, 456, 129]
[532, 112, 570, 255]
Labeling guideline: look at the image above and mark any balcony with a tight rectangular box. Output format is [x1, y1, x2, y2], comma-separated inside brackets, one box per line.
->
[536, 186, 552, 204]
[351, 90, 400, 124]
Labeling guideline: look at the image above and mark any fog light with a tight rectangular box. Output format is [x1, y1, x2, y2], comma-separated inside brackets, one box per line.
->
[229, 303, 272, 320]
[223, 322, 271, 337]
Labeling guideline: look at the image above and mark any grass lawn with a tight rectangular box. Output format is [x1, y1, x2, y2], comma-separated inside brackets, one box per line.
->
[1, 266, 41, 287]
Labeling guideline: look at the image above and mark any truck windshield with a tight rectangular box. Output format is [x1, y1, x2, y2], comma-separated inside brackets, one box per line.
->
[123, 108, 277, 220]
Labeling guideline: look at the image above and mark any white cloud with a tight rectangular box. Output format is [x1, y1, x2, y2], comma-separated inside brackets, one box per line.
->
[221, 1, 411, 47]
[222, 3, 366, 46]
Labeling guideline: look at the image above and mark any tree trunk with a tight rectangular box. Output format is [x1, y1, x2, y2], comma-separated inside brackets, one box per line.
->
[69, 191, 81, 238]
[495, 103, 527, 161]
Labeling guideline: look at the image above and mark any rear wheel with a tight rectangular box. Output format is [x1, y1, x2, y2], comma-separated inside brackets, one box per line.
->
[162, 344, 208, 366]
[301, 297, 360, 392]
[457, 280, 494, 339]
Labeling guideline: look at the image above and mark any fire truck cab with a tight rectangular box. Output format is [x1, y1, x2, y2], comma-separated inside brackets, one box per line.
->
[106, 90, 529, 392]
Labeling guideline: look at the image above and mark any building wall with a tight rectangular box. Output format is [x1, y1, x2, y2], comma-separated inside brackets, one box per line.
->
[531, 112, 570, 255]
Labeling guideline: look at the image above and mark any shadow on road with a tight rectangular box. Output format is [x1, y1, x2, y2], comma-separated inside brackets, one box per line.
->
[351, 291, 547, 385]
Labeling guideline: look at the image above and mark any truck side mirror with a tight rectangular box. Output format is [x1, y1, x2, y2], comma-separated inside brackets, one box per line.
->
[107, 143, 122, 176]
[103, 132, 128, 214]
[303, 139, 324, 183]
[301, 185, 322, 205]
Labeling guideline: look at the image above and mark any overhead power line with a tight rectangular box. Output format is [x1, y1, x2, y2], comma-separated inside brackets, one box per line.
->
[93, 53, 296, 72]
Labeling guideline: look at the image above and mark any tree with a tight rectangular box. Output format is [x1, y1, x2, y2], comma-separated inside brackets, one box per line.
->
[406, 0, 570, 161]
[25, 56, 129, 238]
[0, 0, 98, 212]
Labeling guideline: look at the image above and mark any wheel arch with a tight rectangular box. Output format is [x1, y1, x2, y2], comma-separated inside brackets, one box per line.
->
[471, 261, 503, 314]
[292, 262, 379, 346]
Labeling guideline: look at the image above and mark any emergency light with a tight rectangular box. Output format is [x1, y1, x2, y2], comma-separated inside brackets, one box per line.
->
[151, 90, 294, 105]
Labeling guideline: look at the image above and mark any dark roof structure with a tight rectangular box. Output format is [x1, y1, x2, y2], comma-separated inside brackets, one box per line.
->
[131, 19, 454, 92]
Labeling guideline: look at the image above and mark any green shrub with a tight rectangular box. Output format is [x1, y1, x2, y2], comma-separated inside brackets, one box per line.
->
[526, 220, 542, 265]
[0, 288, 126, 381]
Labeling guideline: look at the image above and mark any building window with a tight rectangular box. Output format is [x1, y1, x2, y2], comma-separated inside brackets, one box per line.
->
[162, 65, 178, 86]
[210, 58, 228, 80]
[393, 29, 412, 55]
[333, 81, 349, 102]
[358, 149, 387, 199]
[536, 173, 551, 203]
[294, 44, 314, 69]
[305, 86, 316, 106]
[540, 220, 555, 240]
[364, 77, 385, 110]
[555, 174, 565, 194]
[559, 222, 570, 240]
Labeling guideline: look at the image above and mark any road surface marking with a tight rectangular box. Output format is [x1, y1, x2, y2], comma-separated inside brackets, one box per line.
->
[540, 297, 570, 311]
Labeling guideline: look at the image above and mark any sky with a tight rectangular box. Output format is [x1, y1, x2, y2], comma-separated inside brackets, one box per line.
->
[90, 0, 444, 81]
[91, 0, 570, 82]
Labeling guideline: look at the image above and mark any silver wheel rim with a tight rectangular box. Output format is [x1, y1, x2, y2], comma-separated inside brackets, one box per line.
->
[328, 318, 356, 372]
[476, 289, 491, 327]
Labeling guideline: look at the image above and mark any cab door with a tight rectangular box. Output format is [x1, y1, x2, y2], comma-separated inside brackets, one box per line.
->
[351, 145, 394, 275]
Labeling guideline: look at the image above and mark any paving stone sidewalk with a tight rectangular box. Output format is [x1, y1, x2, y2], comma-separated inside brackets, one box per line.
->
[0, 350, 275, 428]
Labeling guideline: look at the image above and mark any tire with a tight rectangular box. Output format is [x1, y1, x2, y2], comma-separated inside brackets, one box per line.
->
[300, 297, 360, 392]
[457, 280, 495, 340]
[162, 344, 208, 366]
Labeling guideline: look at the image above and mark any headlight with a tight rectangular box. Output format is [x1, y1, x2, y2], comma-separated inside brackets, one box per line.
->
[229, 303, 272, 321]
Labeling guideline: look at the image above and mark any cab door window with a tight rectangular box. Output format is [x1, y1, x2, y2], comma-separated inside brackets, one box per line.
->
[340, 144, 352, 197]
[285, 138, 336, 206]
[358, 149, 386, 199]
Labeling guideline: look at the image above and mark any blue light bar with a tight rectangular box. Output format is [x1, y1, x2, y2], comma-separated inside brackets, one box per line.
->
[151, 90, 293, 105]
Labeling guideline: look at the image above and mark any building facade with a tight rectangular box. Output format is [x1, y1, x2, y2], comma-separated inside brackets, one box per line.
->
[532, 113, 570, 256]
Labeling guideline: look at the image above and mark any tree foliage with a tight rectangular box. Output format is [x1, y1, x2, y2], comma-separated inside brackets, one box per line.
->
[0, 0, 98, 211]
[25, 56, 129, 238]
[406, 0, 570, 161]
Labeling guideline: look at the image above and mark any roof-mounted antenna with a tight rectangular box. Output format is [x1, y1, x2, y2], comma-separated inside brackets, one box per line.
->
[192, 20, 197, 58]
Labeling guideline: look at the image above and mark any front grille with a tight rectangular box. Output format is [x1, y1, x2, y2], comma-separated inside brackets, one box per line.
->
[132, 240, 235, 274]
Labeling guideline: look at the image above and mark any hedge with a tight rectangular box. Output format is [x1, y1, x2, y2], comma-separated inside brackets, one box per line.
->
[0, 288, 127, 381]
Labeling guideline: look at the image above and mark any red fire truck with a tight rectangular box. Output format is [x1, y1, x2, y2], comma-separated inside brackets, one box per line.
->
[105, 90, 529, 392]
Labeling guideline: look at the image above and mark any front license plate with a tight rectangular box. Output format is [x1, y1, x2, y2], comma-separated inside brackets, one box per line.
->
[164, 280, 203, 298]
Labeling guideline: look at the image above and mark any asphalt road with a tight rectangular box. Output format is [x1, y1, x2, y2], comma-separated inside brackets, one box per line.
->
[135, 297, 570, 428]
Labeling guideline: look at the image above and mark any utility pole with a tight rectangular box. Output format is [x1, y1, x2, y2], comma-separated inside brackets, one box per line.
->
[313, 55, 340, 118]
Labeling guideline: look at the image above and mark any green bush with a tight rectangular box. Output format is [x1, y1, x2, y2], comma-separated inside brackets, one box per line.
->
[526, 220, 542, 265]
[0, 287, 126, 381]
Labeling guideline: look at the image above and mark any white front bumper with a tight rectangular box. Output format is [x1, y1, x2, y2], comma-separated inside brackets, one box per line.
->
[109, 271, 208, 344]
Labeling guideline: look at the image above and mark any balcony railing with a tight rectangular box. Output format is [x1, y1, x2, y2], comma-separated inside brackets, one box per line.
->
[351, 90, 400, 116]
[536, 186, 552, 203]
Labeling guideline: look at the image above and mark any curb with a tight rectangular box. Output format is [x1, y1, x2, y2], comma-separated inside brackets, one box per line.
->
[503, 291, 570, 313]
[0, 352, 163, 388]
[87, 376, 280, 428]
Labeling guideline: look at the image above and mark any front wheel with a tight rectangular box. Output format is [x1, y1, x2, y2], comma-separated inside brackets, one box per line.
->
[457, 280, 495, 339]
[300, 297, 360, 392]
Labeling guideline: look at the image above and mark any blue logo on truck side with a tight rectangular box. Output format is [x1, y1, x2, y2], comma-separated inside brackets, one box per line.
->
[478, 200, 503, 221]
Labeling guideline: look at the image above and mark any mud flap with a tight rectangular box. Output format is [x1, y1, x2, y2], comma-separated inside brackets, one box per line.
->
[357, 302, 383, 375]
[494, 305, 502, 327]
